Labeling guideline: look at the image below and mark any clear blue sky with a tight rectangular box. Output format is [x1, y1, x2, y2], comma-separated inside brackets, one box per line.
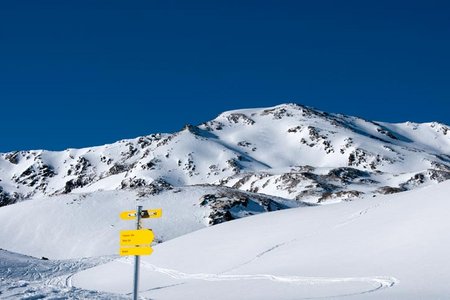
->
[1, 0, 449, 151]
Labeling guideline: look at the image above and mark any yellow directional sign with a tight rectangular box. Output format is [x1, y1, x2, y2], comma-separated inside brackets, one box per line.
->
[141, 208, 162, 219]
[120, 210, 137, 220]
[120, 208, 162, 220]
[120, 246, 153, 256]
[120, 229, 154, 246]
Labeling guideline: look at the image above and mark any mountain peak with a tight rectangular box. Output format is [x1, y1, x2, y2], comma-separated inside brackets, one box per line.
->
[0, 103, 449, 207]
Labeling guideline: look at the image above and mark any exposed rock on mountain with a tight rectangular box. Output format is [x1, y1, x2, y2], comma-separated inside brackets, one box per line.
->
[0, 103, 449, 209]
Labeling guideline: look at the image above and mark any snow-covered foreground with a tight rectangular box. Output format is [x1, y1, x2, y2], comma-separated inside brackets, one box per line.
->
[67, 181, 450, 299]
[0, 250, 125, 299]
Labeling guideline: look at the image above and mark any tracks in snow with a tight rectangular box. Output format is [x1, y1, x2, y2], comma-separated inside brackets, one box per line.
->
[141, 261, 398, 298]
[222, 200, 386, 274]
[133, 201, 397, 298]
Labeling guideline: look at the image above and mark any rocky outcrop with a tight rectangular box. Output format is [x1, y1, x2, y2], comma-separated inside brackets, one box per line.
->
[199, 189, 289, 225]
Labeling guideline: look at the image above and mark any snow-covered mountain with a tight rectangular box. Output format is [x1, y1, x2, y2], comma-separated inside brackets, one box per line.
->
[1, 103, 449, 207]
[1, 103, 449, 257]
[1, 103, 450, 299]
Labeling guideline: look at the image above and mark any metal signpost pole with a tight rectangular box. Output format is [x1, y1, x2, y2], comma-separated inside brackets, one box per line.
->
[133, 205, 142, 300]
[120, 206, 161, 298]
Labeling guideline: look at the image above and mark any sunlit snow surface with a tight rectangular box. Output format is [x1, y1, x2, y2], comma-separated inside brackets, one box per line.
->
[1, 181, 449, 299]
[73, 182, 450, 299]
[71, 182, 450, 299]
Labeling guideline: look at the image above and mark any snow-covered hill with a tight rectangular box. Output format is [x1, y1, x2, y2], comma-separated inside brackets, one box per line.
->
[1, 103, 449, 207]
[3, 180, 449, 299]
[72, 181, 450, 299]
[0, 186, 302, 259]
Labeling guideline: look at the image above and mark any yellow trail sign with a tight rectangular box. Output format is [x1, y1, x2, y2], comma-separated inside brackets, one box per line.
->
[120, 229, 154, 246]
[120, 246, 153, 256]
[120, 208, 162, 220]
[120, 210, 137, 220]
[141, 208, 162, 219]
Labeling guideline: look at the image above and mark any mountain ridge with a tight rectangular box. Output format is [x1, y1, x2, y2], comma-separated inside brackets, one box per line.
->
[1, 103, 449, 207]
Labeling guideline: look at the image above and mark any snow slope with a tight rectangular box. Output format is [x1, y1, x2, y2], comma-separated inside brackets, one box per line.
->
[73, 181, 450, 299]
[0, 186, 301, 259]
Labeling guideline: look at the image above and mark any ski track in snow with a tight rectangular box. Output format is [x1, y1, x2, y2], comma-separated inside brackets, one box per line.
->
[0, 197, 398, 299]
[222, 200, 387, 275]
[334, 203, 383, 229]
[220, 239, 295, 274]
[140, 261, 398, 299]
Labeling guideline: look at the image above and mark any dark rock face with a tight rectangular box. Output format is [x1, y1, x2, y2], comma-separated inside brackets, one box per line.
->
[237, 141, 257, 152]
[64, 176, 91, 193]
[120, 178, 148, 189]
[202, 120, 225, 131]
[226, 113, 255, 125]
[141, 159, 160, 170]
[326, 167, 370, 182]
[287, 126, 302, 133]
[347, 148, 394, 170]
[0, 187, 20, 207]
[428, 170, 450, 182]
[400, 173, 426, 190]
[376, 186, 406, 195]
[4, 151, 20, 164]
[219, 166, 385, 204]
[199, 194, 241, 225]
[108, 163, 131, 175]
[275, 173, 312, 193]
[13, 163, 55, 192]
[261, 107, 294, 119]
[67, 157, 90, 176]
[397, 169, 450, 191]
[431, 161, 450, 172]
[182, 153, 198, 177]
[225, 159, 241, 174]
[137, 136, 153, 149]
[129, 178, 173, 197]
[372, 122, 400, 140]
[63, 157, 95, 193]
[318, 190, 363, 203]
[199, 189, 287, 225]
[296, 126, 335, 154]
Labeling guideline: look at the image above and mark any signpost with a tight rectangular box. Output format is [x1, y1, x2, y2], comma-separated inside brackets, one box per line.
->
[120, 229, 154, 246]
[120, 246, 153, 256]
[120, 205, 162, 300]
[120, 208, 162, 220]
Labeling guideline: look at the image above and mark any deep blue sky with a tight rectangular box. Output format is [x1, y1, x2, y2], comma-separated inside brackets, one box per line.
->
[1, 0, 449, 152]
